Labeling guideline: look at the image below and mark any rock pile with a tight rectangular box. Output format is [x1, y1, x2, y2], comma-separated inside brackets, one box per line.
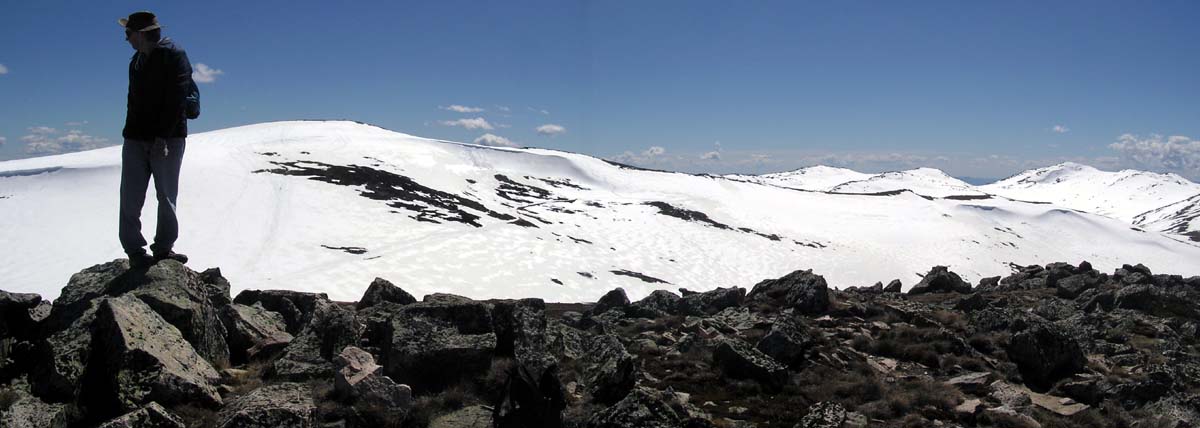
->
[1, 259, 1199, 427]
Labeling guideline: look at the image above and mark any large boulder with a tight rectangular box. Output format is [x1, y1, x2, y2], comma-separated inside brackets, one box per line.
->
[333, 346, 413, 425]
[232, 290, 328, 335]
[1007, 324, 1086, 389]
[492, 298, 554, 373]
[632, 290, 681, 316]
[123, 262, 232, 368]
[0, 290, 43, 381]
[582, 334, 638, 404]
[28, 298, 101, 401]
[585, 388, 686, 428]
[216, 383, 317, 428]
[677, 287, 746, 316]
[220, 303, 293, 365]
[81, 295, 222, 421]
[97, 402, 185, 428]
[908, 266, 972, 295]
[374, 312, 496, 393]
[592, 288, 631, 315]
[270, 300, 361, 381]
[713, 339, 787, 391]
[355, 277, 417, 310]
[754, 316, 816, 369]
[746, 269, 831, 315]
[1114, 283, 1200, 318]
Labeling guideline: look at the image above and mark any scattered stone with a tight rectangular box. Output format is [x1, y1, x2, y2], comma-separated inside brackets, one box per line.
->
[947, 372, 991, 394]
[954, 399, 982, 418]
[216, 383, 316, 428]
[585, 387, 685, 428]
[356, 277, 417, 310]
[908, 266, 972, 294]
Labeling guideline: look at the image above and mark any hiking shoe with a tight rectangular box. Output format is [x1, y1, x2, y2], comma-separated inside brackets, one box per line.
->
[128, 252, 156, 269]
[153, 251, 189, 264]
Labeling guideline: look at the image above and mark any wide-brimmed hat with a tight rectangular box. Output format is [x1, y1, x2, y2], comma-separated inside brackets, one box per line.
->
[118, 11, 161, 32]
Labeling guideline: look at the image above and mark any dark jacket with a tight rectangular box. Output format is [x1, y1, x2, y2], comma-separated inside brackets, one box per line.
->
[123, 38, 192, 140]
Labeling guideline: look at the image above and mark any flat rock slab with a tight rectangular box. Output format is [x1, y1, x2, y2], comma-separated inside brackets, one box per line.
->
[217, 383, 317, 428]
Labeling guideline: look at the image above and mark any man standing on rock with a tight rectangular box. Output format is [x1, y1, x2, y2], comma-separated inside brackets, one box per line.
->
[118, 11, 193, 269]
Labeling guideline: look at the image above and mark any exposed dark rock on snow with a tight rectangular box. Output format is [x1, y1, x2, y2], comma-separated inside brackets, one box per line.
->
[908, 266, 973, 294]
[609, 269, 669, 284]
[320, 245, 368, 255]
[746, 269, 831, 314]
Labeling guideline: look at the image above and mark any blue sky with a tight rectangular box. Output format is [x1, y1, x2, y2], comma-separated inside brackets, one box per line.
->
[1, 1, 1198, 179]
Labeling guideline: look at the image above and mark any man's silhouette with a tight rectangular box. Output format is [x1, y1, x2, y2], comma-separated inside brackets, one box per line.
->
[118, 11, 192, 268]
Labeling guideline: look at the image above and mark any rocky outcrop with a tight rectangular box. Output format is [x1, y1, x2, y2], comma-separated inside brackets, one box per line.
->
[216, 382, 316, 428]
[677, 287, 745, 316]
[908, 266, 972, 294]
[269, 298, 360, 381]
[355, 277, 417, 310]
[745, 269, 830, 314]
[82, 295, 222, 420]
[581, 334, 638, 404]
[371, 298, 497, 392]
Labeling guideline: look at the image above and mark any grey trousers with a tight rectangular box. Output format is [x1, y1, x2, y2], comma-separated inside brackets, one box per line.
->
[119, 137, 186, 256]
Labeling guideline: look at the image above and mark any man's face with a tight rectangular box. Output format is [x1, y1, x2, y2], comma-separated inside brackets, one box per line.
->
[125, 29, 144, 51]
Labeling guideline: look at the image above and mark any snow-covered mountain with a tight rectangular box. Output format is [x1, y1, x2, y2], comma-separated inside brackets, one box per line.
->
[3, 121, 1199, 303]
[1134, 194, 1200, 241]
[828, 168, 989, 198]
[725, 166, 872, 192]
[980, 162, 1200, 237]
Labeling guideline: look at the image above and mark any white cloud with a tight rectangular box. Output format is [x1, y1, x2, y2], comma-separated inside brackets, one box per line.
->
[535, 124, 566, 136]
[610, 146, 668, 165]
[0, 64, 7, 75]
[1109, 133, 1200, 179]
[701, 151, 721, 160]
[473, 133, 519, 148]
[644, 146, 665, 156]
[1052, 125, 1069, 134]
[441, 105, 484, 113]
[65, 120, 89, 127]
[439, 117, 494, 130]
[192, 63, 224, 83]
[21, 128, 109, 155]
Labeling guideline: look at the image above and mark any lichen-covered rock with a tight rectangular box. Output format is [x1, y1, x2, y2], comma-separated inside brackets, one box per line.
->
[232, 290, 328, 335]
[546, 320, 586, 361]
[633, 290, 681, 316]
[97, 402, 185, 428]
[217, 383, 316, 428]
[28, 298, 100, 401]
[376, 313, 496, 393]
[677, 287, 746, 316]
[798, 401, 846, 428]
[270, 300, 360, 381]
[713, 339, 787, 391]
[1055, 273, 1102, 299]
[582, 334, 638, 404]
[333, 346, 412, 424]
[746, 269, 830, 315]
[1007, 324, 1085, 389]
[82, 295, 222, 420]
[754, 317, 815, 369]
[220, 303, 293, 365]
[124, 262, 232, 369]
[0, 378, 74, 428]
[492, 298, 554, 373]
[356, 277, 417, 310]
[908, 266, 972, 295]
[585, 388, 685, 428]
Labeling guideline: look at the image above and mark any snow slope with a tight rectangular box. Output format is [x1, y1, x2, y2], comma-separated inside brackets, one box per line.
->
[829, 168, 989, 198]
[3, 121, 1199, 303]
[725, 166, 873, 192]
[1134, 194, 1200, 241]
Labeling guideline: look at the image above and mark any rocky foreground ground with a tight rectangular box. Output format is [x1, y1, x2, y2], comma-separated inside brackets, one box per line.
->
[2, 260, 1200, 427]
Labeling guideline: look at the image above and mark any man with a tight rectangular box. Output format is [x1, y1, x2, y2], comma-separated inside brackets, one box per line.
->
[118, 11, 192, 269]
